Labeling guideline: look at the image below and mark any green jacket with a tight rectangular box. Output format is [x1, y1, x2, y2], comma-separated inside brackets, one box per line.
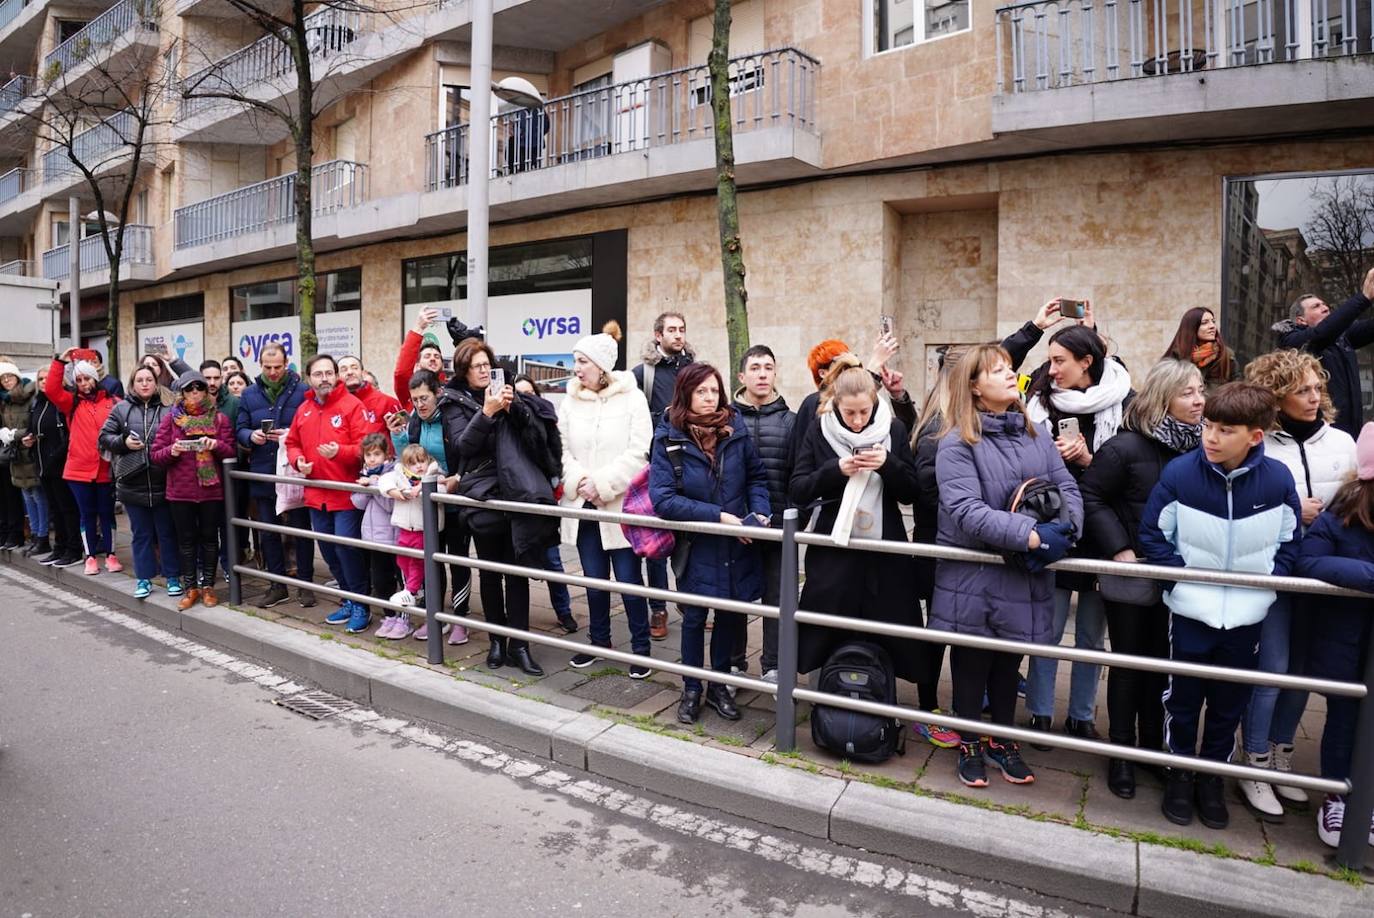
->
[0, 381, 39, 488]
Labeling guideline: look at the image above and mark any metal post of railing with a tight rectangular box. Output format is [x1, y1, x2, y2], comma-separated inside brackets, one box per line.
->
[1335, 624, 1374, 870]
[774, 507, 801, 753]
[421, 478, 443, 666]
[224, 459, 242, 606]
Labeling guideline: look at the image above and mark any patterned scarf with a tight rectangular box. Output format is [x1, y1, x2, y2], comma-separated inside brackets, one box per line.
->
[172, 400, 219, 487]
[1152, 414, 1202, 454]
[683, 407, 734, 465]
[1191, 341, 1220, 369]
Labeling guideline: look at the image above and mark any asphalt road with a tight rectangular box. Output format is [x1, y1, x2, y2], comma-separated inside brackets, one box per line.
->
[0, 570, 1112, 917]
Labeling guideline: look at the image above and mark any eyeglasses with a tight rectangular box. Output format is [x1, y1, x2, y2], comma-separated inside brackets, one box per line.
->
[184, 383, 208, 393]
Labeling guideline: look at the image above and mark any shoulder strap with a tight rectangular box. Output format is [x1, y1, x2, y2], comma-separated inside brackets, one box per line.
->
[642, 362, 655, 400]
[665, 442, 685, 493]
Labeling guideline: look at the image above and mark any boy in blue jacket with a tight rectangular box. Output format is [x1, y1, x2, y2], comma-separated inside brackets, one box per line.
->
[1140, 382, 1302, 831]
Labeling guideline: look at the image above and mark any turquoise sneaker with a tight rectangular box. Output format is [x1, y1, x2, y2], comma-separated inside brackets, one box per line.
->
[133, 579, 152, 599]
[166, 577, 184, 597]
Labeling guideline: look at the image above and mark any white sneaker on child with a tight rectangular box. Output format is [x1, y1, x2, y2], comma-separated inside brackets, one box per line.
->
[390, 589, 416, 607]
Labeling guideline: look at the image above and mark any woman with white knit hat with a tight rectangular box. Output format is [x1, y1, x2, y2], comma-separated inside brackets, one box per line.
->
[556, 321, 655, 677]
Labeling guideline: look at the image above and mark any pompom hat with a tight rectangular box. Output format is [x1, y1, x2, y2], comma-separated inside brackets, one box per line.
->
[573, 334, 619, 374]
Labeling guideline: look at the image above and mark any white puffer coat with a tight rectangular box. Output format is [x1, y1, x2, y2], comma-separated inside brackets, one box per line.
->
[1264, 422, 1357, 510]
[556, 370, 652, 550]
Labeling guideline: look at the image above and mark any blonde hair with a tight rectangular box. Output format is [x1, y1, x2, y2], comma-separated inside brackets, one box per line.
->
[400, 443, 432, 467]
[938, 343, 1035, 445]
[1124, 359, 1204, 434]
[817, 353, 876, 414]
[914, 345, 970, 447]
[1243, 349, 1336, 425]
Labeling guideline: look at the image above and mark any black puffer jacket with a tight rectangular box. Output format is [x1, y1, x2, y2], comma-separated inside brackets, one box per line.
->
[1079, 428, 1189, 559]
[1275, 291, 1374, 438]
[98, 392, 170, 508]
[789, 381, 916, 468]
[632, 342, 695, 423]
[732, 392, 795, 520]
[27, 390, 68, 479]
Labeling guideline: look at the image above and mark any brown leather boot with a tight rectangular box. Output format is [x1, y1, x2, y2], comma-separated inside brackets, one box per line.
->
[649, 609, 668, 641]
[177, 589, 201, 611]
[202, 588, 218, 608]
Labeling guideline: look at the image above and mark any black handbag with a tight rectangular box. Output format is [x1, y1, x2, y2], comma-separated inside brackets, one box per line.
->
[1098, 569, 1163, 606]
[1004, 478, 1070, 570]
[112, 448, 151, 482]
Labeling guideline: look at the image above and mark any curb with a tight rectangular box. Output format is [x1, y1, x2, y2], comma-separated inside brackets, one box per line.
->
[11, 553, 1371, 917]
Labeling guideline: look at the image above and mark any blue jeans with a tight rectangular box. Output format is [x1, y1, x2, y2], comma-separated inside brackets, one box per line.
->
[544, 545, 572, 617]
[68, 480, 115, 556]
[124, 502, 180, 581]
[576, 519, 650, 655]
[21, 486, 47, 538]
[680, 604, 740, 692]
[645, 556, 668, 612]
[309, 507, 367, 611]
[1026, 588, 1106, 722]
[1243, 595, 1296, 754]
[255, 499, 315, 582]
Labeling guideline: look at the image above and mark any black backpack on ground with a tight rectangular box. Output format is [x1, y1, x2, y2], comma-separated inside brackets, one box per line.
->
[809, 641, 906, 764]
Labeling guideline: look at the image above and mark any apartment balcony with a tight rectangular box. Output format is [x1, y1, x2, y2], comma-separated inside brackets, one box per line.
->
[0, 75, 38, 155]
[42, 223, 155, 287]
[169, 160, 368, 270]
[0, 257, 35, 276]
[992, 0, 1374, 146]
[0, 166, 38, 235]
[40, 0, 160, 94]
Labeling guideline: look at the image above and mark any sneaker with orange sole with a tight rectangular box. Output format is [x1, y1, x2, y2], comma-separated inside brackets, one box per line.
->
[104, 554, 123, 573]
[83, 556, 100, 575]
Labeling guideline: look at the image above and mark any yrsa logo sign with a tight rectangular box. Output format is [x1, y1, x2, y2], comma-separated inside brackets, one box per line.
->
[520, 316, 582, 339]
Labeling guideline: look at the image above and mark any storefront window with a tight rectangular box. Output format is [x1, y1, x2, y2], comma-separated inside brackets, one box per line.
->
[230, 267, 362, 322]
[230, 267, 363, 374]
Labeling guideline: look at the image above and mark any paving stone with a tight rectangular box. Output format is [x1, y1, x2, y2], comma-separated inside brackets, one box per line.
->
[569, 673, 668, 709]
[1081, 774, 1270, 859]
[920, 747, 1087, 822]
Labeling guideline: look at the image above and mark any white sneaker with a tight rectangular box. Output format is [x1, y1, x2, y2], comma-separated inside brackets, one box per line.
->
[761, 669, 778, 684]
[1270, 742, 1310, 807]
[1318, 794, 1345, 848]
[1239, 751, 1285, 821]
[389, 588, 416, 607]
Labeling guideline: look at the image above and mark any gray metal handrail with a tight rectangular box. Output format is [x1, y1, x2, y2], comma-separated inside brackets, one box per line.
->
[220, 461, 1374, 868]
[40, 224, 153, 280]
[0, 166, 29, 206]
[0, 259, 33, 276]
[41, 109, 137, 183]
[43, 0, 160, 78]
[0, 74, 32, 118]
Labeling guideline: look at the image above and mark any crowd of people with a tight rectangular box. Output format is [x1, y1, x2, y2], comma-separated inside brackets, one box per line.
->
[4, 267, 1373, 851]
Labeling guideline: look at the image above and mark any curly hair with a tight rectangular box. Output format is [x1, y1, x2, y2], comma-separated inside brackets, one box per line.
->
[1242, 349, 1335, 425]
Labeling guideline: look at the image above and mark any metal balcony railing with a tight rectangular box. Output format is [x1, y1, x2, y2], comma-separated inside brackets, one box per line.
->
[42, 0, 161, 79]
[41, 110, 137, 183]
[0, 259, 34, 276]
[0, 74, 32, 118]
[180, 6, 364, 120]
[996, 0, 1374, 93]
[173, 160, 369, 249]
[41, 224, 153, 280]
[0, 0, 24, 33]
[0, 166, 30, 206]
[423, 47, 821, 190]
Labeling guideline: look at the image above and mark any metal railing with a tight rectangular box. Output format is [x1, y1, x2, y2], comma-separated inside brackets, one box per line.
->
[41, 109, 137, 183]
[0, 258, 34, 276]
[180, 6, 365, 120]
[41, 224, 153, 279]
[0, 74, 32, 118]
[0, 166, 30, 206]
[0, 0, 25, 34]
[220, 460, 1374, 870]
[995, 0, 1374, 93]
[42, 0, 160, 78]
[173, 160, 369, 249]
[424, 47, 820, 191]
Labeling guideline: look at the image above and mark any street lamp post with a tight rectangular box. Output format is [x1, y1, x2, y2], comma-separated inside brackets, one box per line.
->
[467, 0, 493, 333]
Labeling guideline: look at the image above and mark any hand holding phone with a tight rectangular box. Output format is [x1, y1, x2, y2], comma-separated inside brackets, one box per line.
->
[1059, 299, 1087, 320]
[260, 418, 274, 434]
[488, 367, 506, 397]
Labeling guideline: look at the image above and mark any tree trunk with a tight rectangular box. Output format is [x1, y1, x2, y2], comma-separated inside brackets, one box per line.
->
[291, 5, 317, 361]
[709, 0, 750, 373]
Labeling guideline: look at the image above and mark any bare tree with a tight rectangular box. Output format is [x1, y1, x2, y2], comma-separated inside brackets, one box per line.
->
[708, 0, 750, 371]
[181, 0, 423, 359]
[1304, 176, 1374, 296]
[20, 22, 173, 374]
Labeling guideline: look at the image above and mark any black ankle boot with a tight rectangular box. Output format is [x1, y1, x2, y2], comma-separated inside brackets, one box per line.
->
[1195, 773, 1229, 829]
[510, 645, 544, 677]
[677, 688, 702, 724]
[23, 537, 50, 558]
[1108, 758, 1136, 799]
[705, 684, 740, 720]
[486, 639, 506, 669]
[1027, 714, 1053, 751]
[1162, 769, 1195, 826]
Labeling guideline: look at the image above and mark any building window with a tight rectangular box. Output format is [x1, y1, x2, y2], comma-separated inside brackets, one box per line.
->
[135, 294, 203, 326]
[230, 267, 362, 321]
[402, 237, 593, 306]
[869, 0, 972, 55]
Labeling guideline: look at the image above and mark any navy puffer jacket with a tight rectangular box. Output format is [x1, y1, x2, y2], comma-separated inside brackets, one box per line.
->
[1293, 510, 1374, 685]
[234, 371, 306, 498]
[732, 393, 795, 520]
[931, 412, 1083, 643]
[648, 413, 771, 602]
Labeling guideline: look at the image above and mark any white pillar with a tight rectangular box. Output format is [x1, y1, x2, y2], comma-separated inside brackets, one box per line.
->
[466, 0, 493, 332]
[67, 195, 80, 343]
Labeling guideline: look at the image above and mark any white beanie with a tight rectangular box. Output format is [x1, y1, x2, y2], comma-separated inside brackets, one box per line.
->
[0, 361, 19, 380]
[573, 333, 618, 374]
[72, 360, 99, 381]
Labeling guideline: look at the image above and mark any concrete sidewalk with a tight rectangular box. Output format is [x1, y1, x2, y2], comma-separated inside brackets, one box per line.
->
[9, 530, 1372, 916]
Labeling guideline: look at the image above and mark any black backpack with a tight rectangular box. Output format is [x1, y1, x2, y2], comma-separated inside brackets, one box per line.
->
[809, 642, 906, 764]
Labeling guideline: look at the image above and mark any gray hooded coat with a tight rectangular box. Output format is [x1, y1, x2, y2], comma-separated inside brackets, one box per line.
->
[930, 411, 1083, 644]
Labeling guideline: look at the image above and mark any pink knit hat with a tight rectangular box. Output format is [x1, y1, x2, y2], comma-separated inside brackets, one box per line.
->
[1358, 422, 1374, 481]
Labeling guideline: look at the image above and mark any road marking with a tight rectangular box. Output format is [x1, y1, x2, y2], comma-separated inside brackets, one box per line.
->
[4, 567, 1084, 918]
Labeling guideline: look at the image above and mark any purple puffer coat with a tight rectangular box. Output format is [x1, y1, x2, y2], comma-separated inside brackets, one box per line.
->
[930, 411, 1083, 644]
[351, 462, 397, 544]
[150, 409, 236, 503]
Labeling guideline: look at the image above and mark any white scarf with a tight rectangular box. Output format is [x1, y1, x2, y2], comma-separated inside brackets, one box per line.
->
[820, 397, 892, 546]
[1025, 358, 1131, 451]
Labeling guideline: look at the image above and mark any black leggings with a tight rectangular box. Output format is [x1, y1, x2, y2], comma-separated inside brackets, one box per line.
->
[0, 464, 25, 542]
[951, 646, 1024, 736]
[169, 500, 223, 588]
[1103, 600, 1170, 750]
[366, 549, 398, 603]
[472, 529, 530, 651]
[41, 471, 80, 557]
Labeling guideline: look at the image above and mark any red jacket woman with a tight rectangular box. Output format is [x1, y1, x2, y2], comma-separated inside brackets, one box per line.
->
[43, 352, 122, 572]
[286, 379, 366, 512]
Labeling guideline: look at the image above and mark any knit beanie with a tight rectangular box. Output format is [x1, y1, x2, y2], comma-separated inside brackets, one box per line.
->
[0, 361, 19, 380]
[573, 333, 619, 374]
[808, 339, 850, 387]
[1358, 422, 1374, 481]
[72, 360, 99, 382]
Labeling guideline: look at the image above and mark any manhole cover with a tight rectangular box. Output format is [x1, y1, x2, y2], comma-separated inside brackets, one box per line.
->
[274, 689, 357, 720]
[569, 674, 664, 708]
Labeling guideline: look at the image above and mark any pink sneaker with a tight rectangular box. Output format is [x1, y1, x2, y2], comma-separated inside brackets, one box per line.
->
[413, 621, 428, 641]
[447, 622, 469, 645]
[83, 556, 100, 575]
[104, 555, 123, 573]
[374, 615, 397, 639]
[391, 616, 415, 640]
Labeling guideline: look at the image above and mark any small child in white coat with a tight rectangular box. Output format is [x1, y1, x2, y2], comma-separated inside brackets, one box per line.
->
[379, 444, 449, 640]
